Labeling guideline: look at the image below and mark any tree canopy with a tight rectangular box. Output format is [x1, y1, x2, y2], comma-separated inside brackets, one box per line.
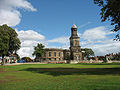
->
[0, 24, 21, 65]
[81, 48, 94, 59]
[0, 26, 9, 57]
[94, 0, 120, 40]
[32, 43, 45, 59]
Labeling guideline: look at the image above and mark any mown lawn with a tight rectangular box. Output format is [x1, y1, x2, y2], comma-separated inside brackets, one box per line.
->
[0, 63, 120, 90]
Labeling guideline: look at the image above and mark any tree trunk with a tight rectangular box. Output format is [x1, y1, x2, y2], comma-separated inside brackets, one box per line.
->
[1, 55, 5, 65]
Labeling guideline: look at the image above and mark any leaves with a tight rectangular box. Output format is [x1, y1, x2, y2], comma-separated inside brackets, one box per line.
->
[81, 48, 94, 58]
[0, 24, 21, 56]
[0, 26, 9, 56]
[94, 0, 120, 39]
[32, 43, 45, 58]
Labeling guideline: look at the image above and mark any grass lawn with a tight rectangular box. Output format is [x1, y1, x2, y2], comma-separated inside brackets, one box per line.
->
[0, 63, 120, 90]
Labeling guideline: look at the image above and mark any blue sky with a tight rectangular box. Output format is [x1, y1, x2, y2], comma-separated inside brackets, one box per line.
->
[0, 0, 119, 58]
[15, 0, 104, 36]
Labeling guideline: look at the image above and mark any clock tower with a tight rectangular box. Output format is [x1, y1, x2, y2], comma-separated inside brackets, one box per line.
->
[69, 24, 82, 61]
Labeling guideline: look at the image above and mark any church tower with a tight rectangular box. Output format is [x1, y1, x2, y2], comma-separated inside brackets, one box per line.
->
[69, 24, 82, 61]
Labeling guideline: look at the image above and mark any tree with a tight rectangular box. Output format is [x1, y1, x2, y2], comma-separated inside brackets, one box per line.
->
[81, 48, 94, 60]
[64, 53, 70, 63]
[2, 24, 21, 54]
[14, 53, 20, 60]
[94, 0, 120, 40]
[0, 24, 21, 65]
[32, 43, 45, 62]
[0, 27, 9, 65]
[65, 53, 70, 60]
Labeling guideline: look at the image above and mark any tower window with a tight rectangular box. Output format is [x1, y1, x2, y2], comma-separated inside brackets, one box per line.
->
[75, 40, 77, 45]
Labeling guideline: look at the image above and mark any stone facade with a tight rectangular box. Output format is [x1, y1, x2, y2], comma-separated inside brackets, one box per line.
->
[40, 24, 82, 63]
[42, 48, 66, 61]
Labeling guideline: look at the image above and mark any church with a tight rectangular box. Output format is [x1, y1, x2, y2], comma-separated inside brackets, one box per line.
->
[37, 24, 83, 63]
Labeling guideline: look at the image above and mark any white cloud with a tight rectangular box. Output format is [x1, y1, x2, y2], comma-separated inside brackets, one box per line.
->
[78, 22, 91, 29]
[21, 40, 39, 47]
[18, 30, 45, 41]
[17, 30, 45, 58]
[82, 26, 108, 41]
[47, 36, 69, 44]
[87, 40, 120, 56]
[0, 0, 36, 26]
[18, 47, 33, 58]
[80, 26, 119, 56]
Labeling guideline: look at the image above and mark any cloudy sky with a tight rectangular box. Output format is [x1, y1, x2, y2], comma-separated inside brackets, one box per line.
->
[0, 0, 119, 58]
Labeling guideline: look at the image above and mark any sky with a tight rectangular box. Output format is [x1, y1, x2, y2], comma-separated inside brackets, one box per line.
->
[0, 0, 120, 58]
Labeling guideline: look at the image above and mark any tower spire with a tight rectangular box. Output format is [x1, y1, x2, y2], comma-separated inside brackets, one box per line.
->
[71, 24, 77, 28]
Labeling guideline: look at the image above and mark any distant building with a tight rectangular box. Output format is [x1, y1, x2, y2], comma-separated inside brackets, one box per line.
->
[105, 52, 120, 61]
[36, 24, 83, 63]
[4, 53, 17, 63]
[41, 48, 68, 61]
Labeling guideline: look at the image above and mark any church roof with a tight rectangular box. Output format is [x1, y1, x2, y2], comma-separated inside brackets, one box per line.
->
[71, 24, 77, 28]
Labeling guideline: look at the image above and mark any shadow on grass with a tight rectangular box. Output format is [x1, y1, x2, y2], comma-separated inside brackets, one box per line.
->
[20, 67, 120, 76]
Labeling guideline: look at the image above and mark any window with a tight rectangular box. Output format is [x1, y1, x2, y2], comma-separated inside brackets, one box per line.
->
[54, 58, 56, 60]
[54, 52, 56, 57]
[49, 52, 51, 57]
[49, 58, 51, 60]
[59, 52, 61, 56]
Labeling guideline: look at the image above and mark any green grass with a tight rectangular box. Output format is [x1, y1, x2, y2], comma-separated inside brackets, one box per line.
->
[0, 63, 120, 90]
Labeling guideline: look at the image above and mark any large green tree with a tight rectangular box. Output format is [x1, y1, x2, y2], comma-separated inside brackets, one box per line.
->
[81, 48, 94, 59]
[94, 0, 120, 40]
[32, 43, 45, 61]
[0, 27, 9, 64]
[0, 24, 21, 65]
[3, 24, 21, 54]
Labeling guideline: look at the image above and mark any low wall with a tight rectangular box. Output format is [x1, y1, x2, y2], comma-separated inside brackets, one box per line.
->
[107, 60, 120, 63]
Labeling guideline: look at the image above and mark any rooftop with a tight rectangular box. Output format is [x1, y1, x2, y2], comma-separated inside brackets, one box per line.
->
[71, 24, 77, 28]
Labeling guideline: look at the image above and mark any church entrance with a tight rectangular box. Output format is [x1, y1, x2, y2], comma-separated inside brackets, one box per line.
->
[76, 56, 79, 60]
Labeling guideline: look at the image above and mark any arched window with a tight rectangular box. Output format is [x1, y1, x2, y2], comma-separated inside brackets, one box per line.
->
[49, 52, 51, 57]
[54, 52, 56, 57]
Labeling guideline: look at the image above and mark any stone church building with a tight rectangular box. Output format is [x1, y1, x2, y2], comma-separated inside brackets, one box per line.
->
[39, 24, 82, 63]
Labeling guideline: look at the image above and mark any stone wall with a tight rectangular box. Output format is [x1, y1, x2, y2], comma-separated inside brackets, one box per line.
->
[41, 48, 64, 61]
